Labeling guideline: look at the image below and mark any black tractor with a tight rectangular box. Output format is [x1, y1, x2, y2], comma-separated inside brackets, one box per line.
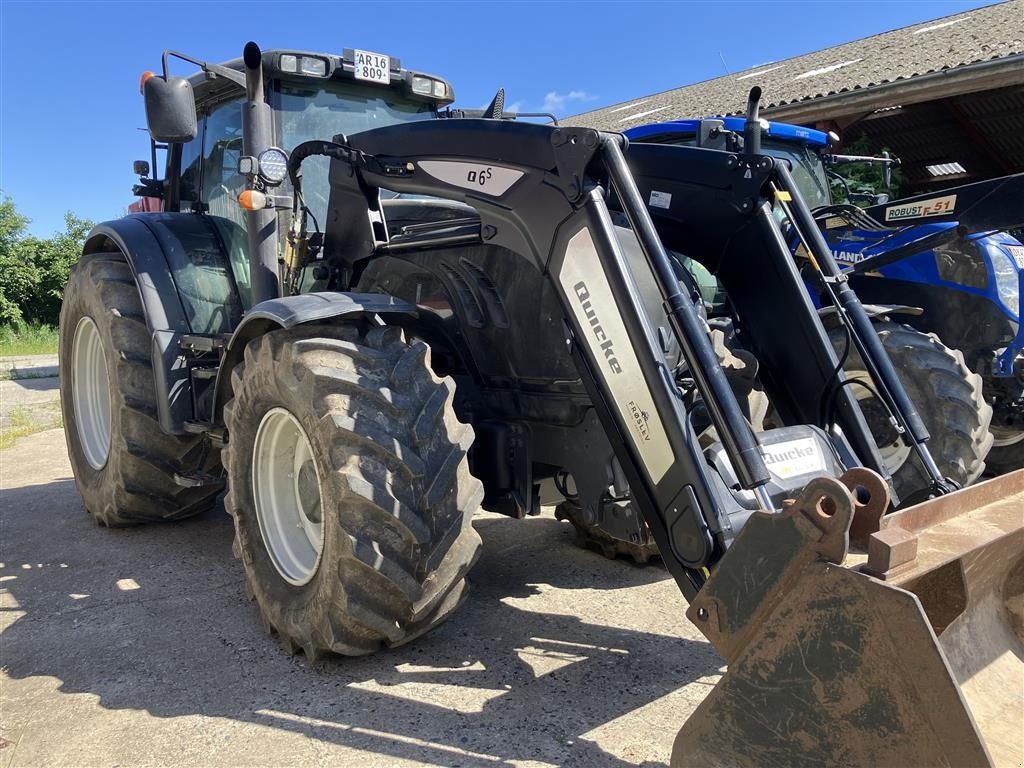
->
[59, 43, 1022, 767]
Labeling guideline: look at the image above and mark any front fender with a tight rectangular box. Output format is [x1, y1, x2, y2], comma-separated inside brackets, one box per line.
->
[83, 213, 245, 434]
[212, 292, 418, 425]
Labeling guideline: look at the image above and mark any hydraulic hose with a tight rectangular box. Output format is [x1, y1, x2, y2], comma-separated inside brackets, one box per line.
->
[600, 134, 772, 495]
[775, 162, 951, 491]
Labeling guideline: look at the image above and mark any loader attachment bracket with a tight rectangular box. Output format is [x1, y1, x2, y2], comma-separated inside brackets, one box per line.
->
[687, 469, 889, 662]
[551, 126, 601, 202]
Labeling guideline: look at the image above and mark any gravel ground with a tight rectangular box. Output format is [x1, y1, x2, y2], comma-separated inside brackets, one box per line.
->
[0, 427, 722, 768]
[0, 376, 60, 430]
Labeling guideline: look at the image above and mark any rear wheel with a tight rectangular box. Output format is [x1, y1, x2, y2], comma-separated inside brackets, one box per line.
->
[223, 323, 483, 657]
[59, 252, 223, 526]
[830, 321, 993, 499]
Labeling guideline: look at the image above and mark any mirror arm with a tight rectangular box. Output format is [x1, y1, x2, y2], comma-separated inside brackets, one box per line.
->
[161, 50, 246, 88]
[132, 178, 165, 199]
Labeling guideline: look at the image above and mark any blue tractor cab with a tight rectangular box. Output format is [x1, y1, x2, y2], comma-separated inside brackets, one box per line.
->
[625, 117, 1024, 474]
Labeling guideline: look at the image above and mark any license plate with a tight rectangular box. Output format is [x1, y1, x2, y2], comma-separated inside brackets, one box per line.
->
[353, 50, 390, 84]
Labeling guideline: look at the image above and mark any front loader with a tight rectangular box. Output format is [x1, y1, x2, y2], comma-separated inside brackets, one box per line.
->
[626, 113, 1024, 478]
[59, 43, 1022, 766]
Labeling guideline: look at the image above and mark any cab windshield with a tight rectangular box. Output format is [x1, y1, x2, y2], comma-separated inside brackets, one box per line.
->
[760, 139, 832, 210]
[274, 78, 438, 225]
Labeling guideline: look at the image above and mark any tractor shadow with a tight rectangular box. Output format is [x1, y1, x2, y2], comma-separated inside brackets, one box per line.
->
[1, 478, 722, 768]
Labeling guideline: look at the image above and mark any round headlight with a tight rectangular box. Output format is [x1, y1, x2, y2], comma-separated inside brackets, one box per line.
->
[258, 147, 289, 186]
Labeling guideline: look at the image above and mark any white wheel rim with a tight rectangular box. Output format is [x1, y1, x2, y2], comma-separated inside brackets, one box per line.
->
[252, 408, 324, 586]
[71, 316, 112, 470]
[876, 430, 913, 473]
[991, 425, 1024, 448]
[847, 369, 912, 474]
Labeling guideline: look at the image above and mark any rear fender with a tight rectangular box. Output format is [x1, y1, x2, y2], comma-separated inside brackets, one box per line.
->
[211, 292, 418, 426]
[83, 213, 246, 434]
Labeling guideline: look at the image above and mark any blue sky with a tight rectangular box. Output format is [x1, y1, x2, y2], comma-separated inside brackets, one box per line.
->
[0, 0, 992, 236]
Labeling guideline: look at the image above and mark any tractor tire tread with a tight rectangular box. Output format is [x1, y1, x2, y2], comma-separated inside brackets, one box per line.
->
[223, 323, 482, 657]
[833, 321, 992, 497]
[59, 252, 223, 527]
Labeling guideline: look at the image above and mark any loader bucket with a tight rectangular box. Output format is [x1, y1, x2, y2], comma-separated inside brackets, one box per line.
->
[674, 469, 1024, 768]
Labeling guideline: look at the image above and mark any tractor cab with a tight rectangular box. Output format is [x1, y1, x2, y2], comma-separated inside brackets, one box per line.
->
[626, 117, 836, 208]
[131, 47, 456, 315]
[141, 49, 453, 208]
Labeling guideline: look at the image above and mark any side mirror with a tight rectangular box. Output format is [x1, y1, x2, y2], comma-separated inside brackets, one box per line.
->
[143, 75, 197, 143]
[133, 160, 150, 177]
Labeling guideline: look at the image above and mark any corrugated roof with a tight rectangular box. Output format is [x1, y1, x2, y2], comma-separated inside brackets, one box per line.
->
[854, 84, 1024, 185]
[568, 1, 1024, 131]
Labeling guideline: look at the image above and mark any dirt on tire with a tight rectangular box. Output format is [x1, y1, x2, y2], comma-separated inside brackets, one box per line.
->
[223, 323, 483, 658]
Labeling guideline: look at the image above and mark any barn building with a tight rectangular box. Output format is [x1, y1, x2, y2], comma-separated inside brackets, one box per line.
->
[569, 1, 1024, 192]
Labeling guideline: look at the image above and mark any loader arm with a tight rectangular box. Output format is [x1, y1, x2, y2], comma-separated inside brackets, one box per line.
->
[816, 171, 1024, 277]
[864, 171, 1024, 234]
[327, 117, 782, 596]
[621, 140, 953, 498]
[803, 149, 1024, 276]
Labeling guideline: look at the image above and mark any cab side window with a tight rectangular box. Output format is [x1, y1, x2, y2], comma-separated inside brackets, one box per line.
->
[177, 118, 205, 212]
[200, 98, 245, 227]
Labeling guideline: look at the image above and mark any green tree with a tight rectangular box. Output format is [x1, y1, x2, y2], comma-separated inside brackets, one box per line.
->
[0, 196, 36, 325]
[27, 212, 94, 325]
[0, 195, 93, 327]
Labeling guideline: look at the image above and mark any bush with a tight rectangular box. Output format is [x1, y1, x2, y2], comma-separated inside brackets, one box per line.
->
[0, 195, 92, 328]
[0, 197, 33, 326]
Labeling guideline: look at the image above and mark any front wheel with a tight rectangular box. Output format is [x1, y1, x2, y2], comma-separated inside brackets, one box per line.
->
[984, 425, 1024, 476]
[830, 321, 993, 499]
[554, 499, 659, 565]
[223, 323, 483, 657]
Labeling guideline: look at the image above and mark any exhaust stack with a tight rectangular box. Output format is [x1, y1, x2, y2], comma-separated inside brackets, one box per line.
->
[242, 41, 280, 304]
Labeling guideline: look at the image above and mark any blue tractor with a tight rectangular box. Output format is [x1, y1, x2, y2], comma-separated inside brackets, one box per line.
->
[625, 117, 1024, 481]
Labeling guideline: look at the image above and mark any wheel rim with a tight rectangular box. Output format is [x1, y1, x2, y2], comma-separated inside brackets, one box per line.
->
[71, 316, 112, 470]
[991, 425, 1024, 449]
[847, 369, 912, 475]
[252, 408, 324, 586]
